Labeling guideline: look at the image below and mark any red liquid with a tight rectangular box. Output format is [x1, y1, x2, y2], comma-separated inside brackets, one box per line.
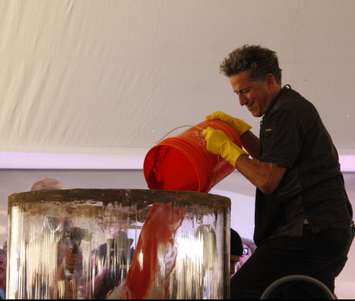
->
[124, 140, 201, 298]
[124, 203, 186, 299]
[124, 120, 240, 298]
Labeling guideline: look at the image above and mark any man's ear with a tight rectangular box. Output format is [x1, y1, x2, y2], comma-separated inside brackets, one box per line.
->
[265, 73, 276, 86]
[265, 73, 280, 92]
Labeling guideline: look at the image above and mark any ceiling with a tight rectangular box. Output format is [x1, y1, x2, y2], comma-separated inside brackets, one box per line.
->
[0, 0, 354, 161]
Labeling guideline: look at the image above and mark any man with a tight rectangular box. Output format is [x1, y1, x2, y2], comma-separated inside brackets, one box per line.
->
[202, 45, 354, 298]
[230, 228, 243, 277]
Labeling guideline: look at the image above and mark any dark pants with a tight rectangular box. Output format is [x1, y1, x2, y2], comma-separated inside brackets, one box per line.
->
[231, 225, 354, 299]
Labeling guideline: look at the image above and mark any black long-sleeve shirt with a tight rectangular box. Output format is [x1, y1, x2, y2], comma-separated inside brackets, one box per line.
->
[254, 85, 353, 246]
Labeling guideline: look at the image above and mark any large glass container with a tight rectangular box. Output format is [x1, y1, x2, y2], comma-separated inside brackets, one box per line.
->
[7, 189, 230, 299]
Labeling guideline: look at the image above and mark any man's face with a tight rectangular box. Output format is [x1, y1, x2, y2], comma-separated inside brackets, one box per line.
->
[229, 71, 274, 117]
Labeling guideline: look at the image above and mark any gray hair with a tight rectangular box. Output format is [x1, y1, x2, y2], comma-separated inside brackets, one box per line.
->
[220, 45, 282, 84]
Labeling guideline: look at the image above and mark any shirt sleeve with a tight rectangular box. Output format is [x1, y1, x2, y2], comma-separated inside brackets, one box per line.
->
[261, 107, 302, 168]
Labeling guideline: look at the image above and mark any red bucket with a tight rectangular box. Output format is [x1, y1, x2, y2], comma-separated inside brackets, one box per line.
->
[143, 120, 242, 192]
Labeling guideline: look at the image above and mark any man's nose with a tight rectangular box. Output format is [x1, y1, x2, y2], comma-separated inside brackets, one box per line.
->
[239, 95, 248, 106]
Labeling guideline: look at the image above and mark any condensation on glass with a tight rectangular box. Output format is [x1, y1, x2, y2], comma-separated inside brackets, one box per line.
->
[7, 189, 230, 299]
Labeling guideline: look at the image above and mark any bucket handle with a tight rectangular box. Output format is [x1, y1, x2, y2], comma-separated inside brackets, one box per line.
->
[153, 123, 225, 174]
[156, 124, 223, 163]
[156, 124, 203, 144]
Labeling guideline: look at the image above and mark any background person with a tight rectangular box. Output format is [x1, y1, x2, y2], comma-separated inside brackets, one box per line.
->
[239, 238, 256, 269]
[230, 228, 243, 277]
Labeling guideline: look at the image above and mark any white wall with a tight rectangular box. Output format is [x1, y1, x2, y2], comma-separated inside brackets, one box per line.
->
[0, 0, 354, 158]
[336, 173, 355, 298]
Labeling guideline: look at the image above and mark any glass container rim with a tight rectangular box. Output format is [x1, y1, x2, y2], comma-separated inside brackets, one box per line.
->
[8, 188, 231, 209]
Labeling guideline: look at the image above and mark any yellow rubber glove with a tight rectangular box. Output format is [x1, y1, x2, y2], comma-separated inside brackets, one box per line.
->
[202, 127, 247, 166]
[206, 111, 252, 135]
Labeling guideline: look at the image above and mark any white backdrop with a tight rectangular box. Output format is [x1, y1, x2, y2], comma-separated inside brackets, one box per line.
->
[0, 0, 354, 158]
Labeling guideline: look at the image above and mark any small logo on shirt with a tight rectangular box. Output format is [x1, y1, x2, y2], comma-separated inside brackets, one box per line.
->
[265, 128, 273, 132]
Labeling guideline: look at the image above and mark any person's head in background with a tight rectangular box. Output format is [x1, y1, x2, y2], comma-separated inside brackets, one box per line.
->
[31, 177, 64, 191]
[230, 229, 243, 277]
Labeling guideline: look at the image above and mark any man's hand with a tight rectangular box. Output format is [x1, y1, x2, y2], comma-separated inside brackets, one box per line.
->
[206, 111, 252, 135]
[202, 127, 247, 167]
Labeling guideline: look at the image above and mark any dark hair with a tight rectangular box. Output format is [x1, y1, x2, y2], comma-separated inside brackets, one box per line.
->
[220, 45, 282, 84]
[231, 228, 243, 256]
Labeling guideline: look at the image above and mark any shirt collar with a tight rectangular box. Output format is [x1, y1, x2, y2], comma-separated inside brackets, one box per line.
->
[263, 84, 291, 118]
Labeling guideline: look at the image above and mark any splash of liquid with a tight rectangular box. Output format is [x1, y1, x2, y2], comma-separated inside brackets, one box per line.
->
[108, 203, 185, 299]
[109, 146, 199, 299]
